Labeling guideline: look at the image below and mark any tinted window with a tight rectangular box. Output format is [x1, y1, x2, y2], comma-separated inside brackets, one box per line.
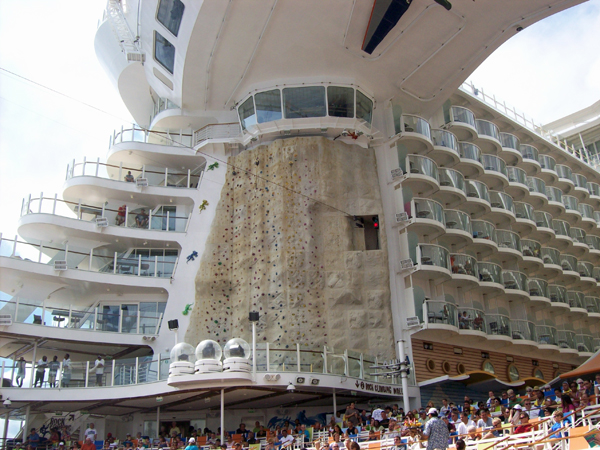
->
[255, 90, 282, 123]
[356, 90, 373, 125]
[283, 86, 326, 119]
[238, 97, 256, 130]
[157, 0, 185, 36]
[154, 31, 175, 74]
[327, 86, 354, 118]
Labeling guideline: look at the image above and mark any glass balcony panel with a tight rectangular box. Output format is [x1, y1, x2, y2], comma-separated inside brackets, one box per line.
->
[528, 278, 548, 298]
[451, 106, 476, 127]
[407, 155, 438, 180]
[562, 195, 578, 211]
[482, 155, 507, 176]
[457, 308, 486, 332]
[594, 267, 600, 282]
[472, 220, 496, 242]
[595, 338, 600, 353]
[570, 227, 586, 243]
[538, 154, 556, 171]
[414, 198, 445, 223]
[552, 220, 571, 237]
[486, 314, 511, 337]
[573, 174, 588, 189]
[575, 334, 594, 353]
[450, 254, 478, 278]
[578, 203, 594, 219]
[585, 297, 600, 313]
[595, 211, 600, 225]
[521, 239, 541, 258]
[515, 202, 535, 221]
[567, 291, 585, 309]
[402, 115, 431, 138]
[489, 191, 514, 213]
[541, 247, 561, 265]
[431, 129, 459, 152]
[500, 133, 520, 150]
[497, 230, 521, 252]
[438, 168, 465, 192]
[502, 270, 528, 292]
[458, 143, 481, 162]
[465, 180, 490, 202]
[546, 186, 563, 203]
[585, 235, 600, 250]
[560, 254, 578, 272]
[419, 244, 449, 269]
[475, 119, 500, 141]
[536, 325, 557, 346]
[425, 301, 458, 327]
[478, 262, 502, 284]
[255, 89, 283, 123]
[507, 167, 527, 185]
[534, 211, 552, 229]
[527, 177, 546, 195]
[588, 182, 600, 197]
[557, 330, 576, 349]
[327, 86, 354, 118]
[548, 285, 567, 304]
[555, 165, 573, 181]
[520, 144, 539, 161]
[444, 210, 471, 233]
[511, 320, 535, 341]
[356, 90, 373, 125]
[578, 261, 594, 278]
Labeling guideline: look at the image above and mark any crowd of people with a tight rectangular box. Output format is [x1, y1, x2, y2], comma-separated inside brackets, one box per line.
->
[13, 354, 106, 388]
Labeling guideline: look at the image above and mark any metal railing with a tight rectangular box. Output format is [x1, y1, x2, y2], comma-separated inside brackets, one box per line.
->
[110, 125, 193, 148]
[193, 123, 242, 146]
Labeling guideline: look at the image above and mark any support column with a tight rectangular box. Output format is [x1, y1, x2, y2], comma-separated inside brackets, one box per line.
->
[398, 340, 409, 413]
[2, 412, 10, 450]
[220, 389, 225, 444]
[156, 406, 160, 439]
[252, 321, 256, 378]
[30, 342, 38, 387]
[332, 389, 337, 418]
[24, 405, 30, 441]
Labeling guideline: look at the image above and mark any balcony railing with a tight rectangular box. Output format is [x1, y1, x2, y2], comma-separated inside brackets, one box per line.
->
[528, 278, 548, 298]
[499, 132, 520, 150]
[557, 330, 576, 350]
[438, 168, 466, 192]
[458, 142, 481, 162]
[444, 209, 471, 234]
[588, 182, 600, 197]
[527, 177, 546, 196]
[585, 296, 600, 314]
[573, 174, 588, 190]
[536, 325, 557, 346]
[450, 106, 476, 127]
[431, 129, 459, 153]
[511, 320, 536, 341]
[407, 154, 438, 180]
[595, 211, 600, 225]
[401, 115, 431, 139]
[475, 119, 500, 141]
[457, 308, 486, 332]
[418, 244, 450, 270]
[521, 239, 541, 258]
[482, 155, 507, 176]
[502, 270, 528, 292]
[555, 164, 573, 182]
[465, 180, 490, 202]
[549, 285, 568, 304]
[496, 230, 521, 252]
[576, 334, 594, 353]
[507, 166, 527, 185]
[560, 254, 578, 272]
[520, 144, 539, 161]
[570, 227, 587, 243]
[595, 267, 600, 283]
[562, 195, 579, 211]
[486, 314, 511, 337]
[193, 123, 242, 146]
[514, 202, 535, 221]
[489, 191, 515, 213]
[541, 247, 561, 266]
[424, 300, 458, 328]
[478, 262, 502, 284]
[110, 125, 193, 148]
[535, 211, 553, 229]
[450, 254, 478, 278]
[546, 186, 563, 203]
[585, 235, 600, 251]
[567, 291, 585, 309]
[578, 203, 594, 220]
[412, 198, 445, 224]
[552, 219, 571, 238]
[472, 220, 496, 241]
[538, 154, 556, 171]
[578, 261, 594, 279]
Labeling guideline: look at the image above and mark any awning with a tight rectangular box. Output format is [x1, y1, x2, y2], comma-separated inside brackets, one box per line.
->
[419, 371, 525, 393]
[560, 349, 600, 379]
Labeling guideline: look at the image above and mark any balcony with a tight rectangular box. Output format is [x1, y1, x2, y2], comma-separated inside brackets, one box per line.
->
[398, 114, 433, 152]
[576, 261, 596, 290]
[480, 154, 509, 189]
[538, 154, 558, 184]
[519, 144, 541, 175]
[474, 119, 501, 153]
[561, 195, 582, 224]
[575, 334, 594, 355]
[415, 244, 451, 281]
[570, 227, 589, 258]
[595, 267, 600, 285]
[585, 235, 600, 259]
[486, 314, 511, 341]
[528, 278, 550, 305]
[424, 300, 458, 330]
[502, 270, 529, 300]
[430, 129, 459, 166]
[402, 155, 439, 197]
[533, 210, 555, 240]
[476, 262, 503, 295]
[443, 209, 472, 246]
[585, 296, 600, 318]
[513, 202, 537, 237]
[488, 191, 516, 225]
[525, 177, 548, 209]
[572, 174, 589, 200]
[521, 239, 542, 271]
[408, 198, 445, 235]
[555, 164, 575, 193]
[469, 220, 498, 256]
[461, 179, 491, 217]
[447, 106, 477, 140]
[436, 168, 467, 207]
[540, 247, 562, 277]
[506, 166, 528, 199]
[559, 253, 580, 283]
[496, 229, 522, 261]
[543, 186, 565, 217]
[499, 132, 522, 165]
[578, 203, 596, 231]
[551, 219, 573, 251]
[536, 325, 558, 348]
[511, 320, 536, 344]
[588, 182, 600, 205]
[457, 307, 486, 334]
[447, 253, 479, 288]
[567, 291, 586, 315]
[557, 330, 577, 353]
[456, 142, 484, 178]
[111, 125, 194, 148]
[549, 285, 569, 310]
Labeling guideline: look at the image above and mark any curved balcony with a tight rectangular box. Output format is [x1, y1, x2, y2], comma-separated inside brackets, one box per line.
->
[555, 164, 575, 193]
[513, 202, 536, 236]
[488, 191, 516, 225]
[576, 261, 596, 290]
[474, 119, 501, 153]
[447, 106, 477, 140]
[540, 247, 562, 277]
[486, 314, 511, 341]
[457, 308, 486, 335]
[456, 142, 484, 178]
[551, 219, 573, 252]
[502, 270, 529, 300]
[496, 229, 522, 261]
[424, 300, 458, 331]
[588, 182, 600, 207]
[585, 235, 600, 260]
[443, 209, 472, 246]
[559, 253, 580, 284]
[557, 330, 578, 353]
[436, 168, 467, 208]
[585, 296, 600, 318]
[595, 338, 600, 353]
[403, 155, 439, 197]
[561, 195, 582, 224]
[469, 220, 498, 256]
[594, 267, 600, 285]
[521, 239, 542, 271]
[416, 244, 451, 281]
[594, 212, 600, 231]
[538, 154, 558, 184]
[576, 334, 594, 356]
[578, 203, 596, 231]
[480, 154, 509, 189]
[529, 210, 555, 242]
[511, 320, 537, 344]
[528, 278, 550, 305]
[461, 179, 491, 217]
[408, 198, 446, 236]
[399, 114, 433, 152]
[567, 291, 586, 315]
[536, 325, 558, 349]
[569, 227, 589, 258]
[519, 144, 541, 175]
[549, 285, 569, 310]
[572, 173, 590, 200]
[506, 166, 529, 199]
[476, 261, 504, 295]
[525, 177, 548, 209]
[447, 253, 479, 289]
[499, 132, 523, 166]
[543, 186, 565, 217]
[430, 129, 460, 166]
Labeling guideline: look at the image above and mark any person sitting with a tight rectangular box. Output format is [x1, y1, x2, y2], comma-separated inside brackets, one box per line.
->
[514, 412, 532, 434]
[136, 209, 149, 228]
[116, 205, 126, 226]
[125, 171, 135, 182]
[482, 418, 502, 440]
[82, 439, 97, 450]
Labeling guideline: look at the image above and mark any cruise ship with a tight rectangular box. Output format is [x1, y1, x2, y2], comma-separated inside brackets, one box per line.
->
[0, 0, 597, 443]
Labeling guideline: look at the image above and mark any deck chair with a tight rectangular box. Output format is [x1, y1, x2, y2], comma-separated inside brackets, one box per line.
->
[249, 444, 261, 450]
[232, 434, 243, 443]
[197, 437, 207, 445]
[367, 442, 381, 450]
[569, 425, 591, 450]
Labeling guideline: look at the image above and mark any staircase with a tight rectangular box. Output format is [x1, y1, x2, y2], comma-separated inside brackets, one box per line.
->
[105, 0, 144, 63]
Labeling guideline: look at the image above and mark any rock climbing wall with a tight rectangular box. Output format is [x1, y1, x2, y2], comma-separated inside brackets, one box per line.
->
[185, 136, 395, 360]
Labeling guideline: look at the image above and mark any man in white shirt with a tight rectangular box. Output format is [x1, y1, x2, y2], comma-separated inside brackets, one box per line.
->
[84, 423, 97, 442]
[371, 406, 384, 422]
[90, 356, 105, 386]
[456, 412, 475, 437]
[522, 399, 539, 419]
[278, 430, 294, 449]
[486, 391, 495, 407]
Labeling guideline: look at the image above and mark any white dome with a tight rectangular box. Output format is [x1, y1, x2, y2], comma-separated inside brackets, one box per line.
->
[223, 338, 251, 360]
[170, 342, 196, 363]
[195, 340, 222, 361]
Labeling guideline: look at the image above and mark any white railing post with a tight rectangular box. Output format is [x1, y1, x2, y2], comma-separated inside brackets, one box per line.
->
[58, 361, 63, 388]
[157, 355, 161, 380]
[125, 206, 129, 227]
[52, 194, 58, 215]
[138, 254, 142, 276]
[323, 346, 328, 374]
[154, 256, 158, 277]
[297, 343, 301, 372]
[101, 203, 106, 218]
[83, 156, 87, 175]
[94, 306, 98, 330]
[112, 359, 116, 387]
[85, 361, 90, 387]
[344, 349, 349, 376]
[120, 125, 124, 143]
[187, 169, 191, 188]
[12, 235, 18, 257]
[64, 242, 68, 265]
[65, 165, 70, 181]
[266, 342, 270, 371]
[149, 210, 153, 230]
[135, 357, 139, 384]
[166, 211, 170, 231]
[39, 242, 43, 263]
[119, 308, 123, 333]
[77, 199, 82, 220]
[71, 159, 76, 178]
[27, 194, 31, 215]
[95, 157, 100, 177]
[89, 249, 93, 271]
[137, 308, 140, 334]
[142, 165, 146, 178]
[164, 168, 168, 187]
[15, 296, 20, 323]
[38, 192, 43, 213]
[68, 305, 72, 328]
[118, 162, 123, 181]
[113, 252, 118, 274]
[42, 299, 46, 326]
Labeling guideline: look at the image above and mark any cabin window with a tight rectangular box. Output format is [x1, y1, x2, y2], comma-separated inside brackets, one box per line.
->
[157, 0, 185, 36]
[327, 86, 354, 118]
[283, 86, 326, 119]
[356, 90, 373, 125]
[154, 31, 175, 74]
[238, 97, 256, 130]
[255, 89, 282, 123]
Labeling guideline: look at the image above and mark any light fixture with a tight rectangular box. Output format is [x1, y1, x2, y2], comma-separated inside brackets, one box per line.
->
[287, 383, 296, 392]
[168, 319, 179, 331]
[3, 399, 11, 407]
[249, 311, 260, 322]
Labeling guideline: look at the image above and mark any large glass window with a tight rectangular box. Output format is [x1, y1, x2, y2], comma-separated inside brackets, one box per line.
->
[283, 86, 326, 118]
[157, 0, 185, 36]
[154, 31, 175, 74]
[238, 96, 256, 130]
[255, 90, 282, 123]
[356, 90, 373, 125]
[327, 86, 354, 118]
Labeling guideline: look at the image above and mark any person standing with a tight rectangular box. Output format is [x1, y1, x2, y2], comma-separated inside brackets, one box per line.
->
[90, 356, 105, 386]
[422, 408, 449, 450]
[15, 357, 26, 387]
[48, 355, 60, 388]
[84, 423, 97, 442]
[62, 354, 72, 387]
[34, 356, 48, 387]
[345, 402, 360, 427]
